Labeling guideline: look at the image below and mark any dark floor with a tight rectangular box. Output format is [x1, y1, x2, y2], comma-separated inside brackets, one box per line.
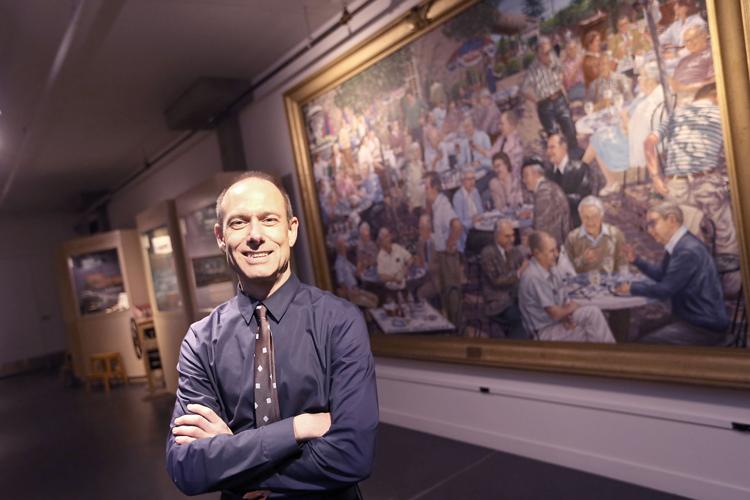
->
[0, 370, 686, 500]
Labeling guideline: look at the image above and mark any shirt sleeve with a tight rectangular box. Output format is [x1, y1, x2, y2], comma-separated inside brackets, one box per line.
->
[246, 305, 379, 493]
[529, 273, 557, 309]
[165, 328, 300, 495]
[631, 250, 693, 299]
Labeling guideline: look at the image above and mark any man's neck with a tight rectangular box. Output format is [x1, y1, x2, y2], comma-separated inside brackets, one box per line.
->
[555, 155, 570, 172]
[240, 270, 291, 301]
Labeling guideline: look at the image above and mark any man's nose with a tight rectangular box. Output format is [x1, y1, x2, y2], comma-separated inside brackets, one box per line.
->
[246, 220, 264, 243]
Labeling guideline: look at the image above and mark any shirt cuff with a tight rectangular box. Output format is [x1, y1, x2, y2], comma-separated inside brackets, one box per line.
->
[259, 417, 299, 463]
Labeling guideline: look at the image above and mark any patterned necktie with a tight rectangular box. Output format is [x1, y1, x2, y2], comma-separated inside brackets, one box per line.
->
[254, 304, 280, 426]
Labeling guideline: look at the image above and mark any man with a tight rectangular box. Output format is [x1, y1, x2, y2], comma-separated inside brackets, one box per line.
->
[334, 235, 378, 309]
[564, 196, 627, 274]
[355, 222, 378, 276]
[607, 13, 651, 78]
[644, 83, 738, 256]
[425, 172, 464, 325]
[520, 36, 579, 155]
[415, 214, 439, 303]
[166, 172, 378, 499]
[474, 88, 502, 137]
[480, 219, 529, 339]
[670, 25, 714, 103]
[452, 168, 484, 230]
[616, 202, 731, 345]
[376, 227, 413, 287]
[659, 0, 706, 58]
[522, 158, 570, 246]
[519, 230, 615, 343]
[459, 117, 492, 169]
[545, 133, 598, 228]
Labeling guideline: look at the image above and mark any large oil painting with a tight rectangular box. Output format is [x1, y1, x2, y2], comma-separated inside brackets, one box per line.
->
[285, 0, 750, 387]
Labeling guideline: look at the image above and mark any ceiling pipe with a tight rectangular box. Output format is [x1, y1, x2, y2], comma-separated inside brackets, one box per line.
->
[79, 0, 384, 218]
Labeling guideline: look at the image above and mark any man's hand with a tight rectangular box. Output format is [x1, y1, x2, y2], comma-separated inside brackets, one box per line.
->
[293, 412, 331, 442]
[172, 403, 233, 444]
[518, 259, 529, 276]
[652, 176, 669, 197]
[615, 282, 631, 295]
[582, 247, 601, 265]
[562, 315, 576, 330]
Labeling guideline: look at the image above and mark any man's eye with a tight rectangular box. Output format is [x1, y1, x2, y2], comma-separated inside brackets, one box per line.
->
[264, 217, 279, 224]
[228, 220, 247, 229]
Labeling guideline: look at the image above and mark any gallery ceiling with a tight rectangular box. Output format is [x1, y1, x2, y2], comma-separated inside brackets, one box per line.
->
[0, 0, 356, 214]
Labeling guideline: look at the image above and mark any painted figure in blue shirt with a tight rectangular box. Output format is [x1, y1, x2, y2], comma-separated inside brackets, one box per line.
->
[452, 168, 484, 230]
[617, 202, 731, 346]
[167, 171, 378, 499]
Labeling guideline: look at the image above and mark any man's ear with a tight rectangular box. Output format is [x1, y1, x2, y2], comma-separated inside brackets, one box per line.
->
[214, 223, 226, 252]
[288, 217, 299, 247]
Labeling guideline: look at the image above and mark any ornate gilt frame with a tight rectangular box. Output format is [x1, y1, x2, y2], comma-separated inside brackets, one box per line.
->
[284, 0, 750, 388]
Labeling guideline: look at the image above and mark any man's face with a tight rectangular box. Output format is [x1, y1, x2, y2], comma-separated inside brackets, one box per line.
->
[496, 224, 515, 251]
[379, 230, 392, 250]
[462, 173, 476, 191]
[675, 3, 688, 19]
[538, 41, 552, 65]
[580, 205, 603, 235]
[425, 182, 437, 204]
[499, 113, 513, 136]
[493, 158, 510, 179]
[534, 235, 559, 270]
[646, 212, 676, 246]
[683, 29, 707, 54]
[617, 17, 629, 34]
[215, 178, 298, 293]
[522, 166, 538, 192]
[546, 136, 566, 165]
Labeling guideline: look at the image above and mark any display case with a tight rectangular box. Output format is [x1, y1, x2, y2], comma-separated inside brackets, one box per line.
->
[175, 172, 239, 320]
[57, 230, 149, 380]
[136, 200, 194, 392]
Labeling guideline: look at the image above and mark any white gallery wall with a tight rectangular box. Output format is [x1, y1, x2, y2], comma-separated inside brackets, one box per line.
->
[101, 1, 750, 498]
[107, 131, 222, 228]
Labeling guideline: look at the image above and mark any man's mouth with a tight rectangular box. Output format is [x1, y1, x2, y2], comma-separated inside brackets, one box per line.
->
[243, 251, 271, 261]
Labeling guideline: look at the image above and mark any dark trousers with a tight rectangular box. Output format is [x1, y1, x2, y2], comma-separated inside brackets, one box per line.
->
[491, 304, 529, 340]
[536, 94, 580, 157]
[221, 484, 362, 500]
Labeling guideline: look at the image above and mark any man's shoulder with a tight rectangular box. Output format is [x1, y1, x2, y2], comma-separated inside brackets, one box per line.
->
[480, 243, 499, 260]
[294, 281, 363, 319]
[675, 232, 710, 257]
[187, 295, 241, 341]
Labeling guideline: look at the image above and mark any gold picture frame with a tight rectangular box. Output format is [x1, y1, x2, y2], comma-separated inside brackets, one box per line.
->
[284, 0, 750, 388]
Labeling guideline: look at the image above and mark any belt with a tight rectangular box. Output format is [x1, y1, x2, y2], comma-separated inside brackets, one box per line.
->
[221, 485, 361, 500]
[666, 170, 714, 181]
[539, 90, 564, 102]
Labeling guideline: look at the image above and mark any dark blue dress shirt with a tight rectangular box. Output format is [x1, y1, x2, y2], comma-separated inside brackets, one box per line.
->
[631, 231, 729, 333]
[166, 274, 378, 498]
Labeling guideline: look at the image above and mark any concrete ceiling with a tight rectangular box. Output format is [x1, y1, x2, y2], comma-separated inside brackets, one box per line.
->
[0, 0, 346, 213]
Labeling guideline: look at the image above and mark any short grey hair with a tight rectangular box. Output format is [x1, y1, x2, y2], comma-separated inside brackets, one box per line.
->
[578, 195, 605, 217]
[648, 202, 684, 225]
[494, 218, 515, 236]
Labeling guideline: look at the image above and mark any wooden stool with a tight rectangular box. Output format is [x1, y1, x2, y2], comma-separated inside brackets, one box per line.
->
[86, 352, 128, 393]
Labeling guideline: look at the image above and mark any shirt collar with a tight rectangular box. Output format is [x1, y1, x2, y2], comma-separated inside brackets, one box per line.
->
[665, 226, 689, 254]
[530, 258, 551, 279]
[579, 223, 610, 241]
[555, 155, 569, 174]
[237, 274, 301, 324]
[496, 244, 506, 259]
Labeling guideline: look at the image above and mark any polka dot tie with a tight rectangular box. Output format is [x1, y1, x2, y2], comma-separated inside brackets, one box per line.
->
[254, 304, 279, 426]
